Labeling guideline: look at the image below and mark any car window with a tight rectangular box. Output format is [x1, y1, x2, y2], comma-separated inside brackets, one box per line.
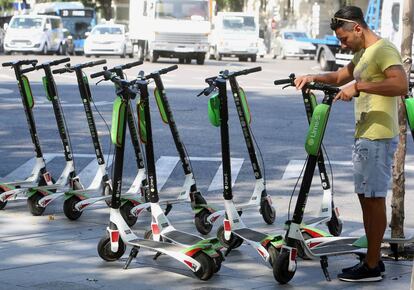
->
[51, 18, 61, 29]
[222, 16, 255, 31]
[92, 26, 123, 35]
[10, 17, 43, 29]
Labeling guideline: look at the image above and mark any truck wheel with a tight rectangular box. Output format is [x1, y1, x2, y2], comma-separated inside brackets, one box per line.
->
[149, 51, 158, 63]
[196, 54, 205, 65]
[250, 55, 257, 62]
[185, 57, 192, 64]
[319, 49, 336, 71]
[238, 56, 248, 62]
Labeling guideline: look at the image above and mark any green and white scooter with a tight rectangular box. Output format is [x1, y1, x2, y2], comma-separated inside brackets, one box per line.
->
[0, 60, 51, 210]
[52, 60, 147, 226]
[95, 68, 222, 280]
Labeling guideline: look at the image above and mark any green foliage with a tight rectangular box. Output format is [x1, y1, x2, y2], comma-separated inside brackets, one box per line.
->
[216, 0, 244, 12]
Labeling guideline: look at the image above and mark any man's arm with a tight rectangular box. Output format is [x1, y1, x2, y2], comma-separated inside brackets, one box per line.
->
[294, 62, 355, 90]
[335, 64, 408, 102]
[356, 65, 408, 96]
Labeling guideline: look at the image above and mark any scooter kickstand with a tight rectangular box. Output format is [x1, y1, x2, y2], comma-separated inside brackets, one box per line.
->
[153, 251, 162, 260]
[224, 246, 233, 257]
[320, 257, 331, 281]
[124, 246, 139, 269]
[164, 204, 173, 216]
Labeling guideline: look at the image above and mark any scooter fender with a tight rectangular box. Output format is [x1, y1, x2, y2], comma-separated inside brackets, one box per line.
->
[223, 219, 232, 241]
[0, 188, 24, 202]
[207, 209, 225, 224]
[107, 227, 120, 252]
[282, 245, 297, 272]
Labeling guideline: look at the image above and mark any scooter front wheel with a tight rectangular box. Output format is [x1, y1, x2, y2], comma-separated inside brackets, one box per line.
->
[273, 250, 296, 284]
[193, 251, 215, 280]
[194, 208, 213, 235]
[97, 235, 126, 261]
[120, 201, 138, 227]
[267, 244, 280, 267]
[217, 225, 243, 249]
[63, 195, 83, 220]
[27, 192, 46, 216]
[260, 198, 276, 224]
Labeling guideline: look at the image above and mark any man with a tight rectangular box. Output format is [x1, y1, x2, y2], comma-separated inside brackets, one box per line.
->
[295, 6, 408, 282]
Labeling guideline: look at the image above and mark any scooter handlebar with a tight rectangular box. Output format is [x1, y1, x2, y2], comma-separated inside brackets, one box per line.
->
[122, 60, 143, 69]
[232, 66, 262, 77]
[306, 82, 340, 94]
[159, 64, 178, 75]
[273, 78, 293, 86]
[49, 57, 71, 67]
[90, 60, 143, 79]
[2, 59, 38, 67]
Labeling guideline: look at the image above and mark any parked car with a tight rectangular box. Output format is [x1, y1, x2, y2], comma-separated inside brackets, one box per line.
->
[84, 23, 133, 58]
[272, 30, 316, 60]
[3, 14, 65, 55]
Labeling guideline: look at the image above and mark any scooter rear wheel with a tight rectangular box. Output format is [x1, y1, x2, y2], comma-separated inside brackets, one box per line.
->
[97, 235, 126, 261]
[120, 201, 138, 227]
[260, 198, 276, 224]
[193, 251, 215, 281]
[273, 250, 296, 284]
[27, 192, 46, 216]
[217, 225, 243, 249]
[63, 195, 83, 220]
[194, 208, 213, 235]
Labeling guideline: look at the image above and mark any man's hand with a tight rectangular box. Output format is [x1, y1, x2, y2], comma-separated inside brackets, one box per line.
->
[294, 75, 314, 90]
[334, 82, 358, 102]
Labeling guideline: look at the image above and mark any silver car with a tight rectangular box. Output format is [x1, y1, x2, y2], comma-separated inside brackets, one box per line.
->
[272, 30, 316, 60]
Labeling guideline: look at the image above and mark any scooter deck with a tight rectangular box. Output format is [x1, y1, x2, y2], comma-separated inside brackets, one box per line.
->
[304, 216, 328, 226]
[129, 238, 186, 252]
[233, 228, 268, 243]
[162, 230, 203, 246]
[311, 243, 366, 256]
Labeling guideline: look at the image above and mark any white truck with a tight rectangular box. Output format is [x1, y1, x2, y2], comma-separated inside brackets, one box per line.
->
[128, 0, 211, 64]
[210, 12, 259, 62]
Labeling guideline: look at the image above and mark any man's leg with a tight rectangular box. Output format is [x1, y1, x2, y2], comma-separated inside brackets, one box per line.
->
[363, 197, 387, 268]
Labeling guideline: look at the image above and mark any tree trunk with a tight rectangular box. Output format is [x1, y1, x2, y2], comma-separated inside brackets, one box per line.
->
[391, 0, 413, 241]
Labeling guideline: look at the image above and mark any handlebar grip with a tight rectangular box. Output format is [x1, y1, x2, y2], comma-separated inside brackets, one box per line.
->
[122, 60, 143, 69]
[87, 59, 107, 68]
[2, 59, 38, 67]
[159, 64, 178, 75]
[274, 79, 293, 85]
[52, 67, 69, 74]
[90, 70, 106, 79]
[306, 82, 340, 94]
[2, 62, 13, 67]
[233, 66, 261, 77]
[50, 57, 71, 66]
[21, 66, 37, 74]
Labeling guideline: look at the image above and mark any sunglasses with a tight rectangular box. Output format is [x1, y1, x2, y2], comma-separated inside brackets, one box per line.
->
[330, 17, 359, 29]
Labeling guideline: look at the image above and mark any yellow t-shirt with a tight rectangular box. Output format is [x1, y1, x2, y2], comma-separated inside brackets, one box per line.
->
[352, 38, 402, 140]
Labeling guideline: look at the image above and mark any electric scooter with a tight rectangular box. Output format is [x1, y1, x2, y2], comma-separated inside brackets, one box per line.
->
[197, 67, 284, 269]
[51, 60, 147, 226]
[194, 67, 277, 236]
[94, 68, 222, 280]
[123, 64, 214, 234]
[0, 60, 51, 210]
[20, 57, 84, 215]
[272, 75, 369, 284]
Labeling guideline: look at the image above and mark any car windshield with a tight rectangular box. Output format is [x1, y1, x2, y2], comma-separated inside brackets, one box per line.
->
[284, 32, 308, 39]
[155, 0, 208, 20]
[62, 17, 93, 38]
[222, 16, 255, 31]
[92, 26, 123, 35]
[10, 17, 43, 29]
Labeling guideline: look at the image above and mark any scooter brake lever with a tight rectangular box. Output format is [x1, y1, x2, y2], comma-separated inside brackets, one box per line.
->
[282, 84, 290, 89]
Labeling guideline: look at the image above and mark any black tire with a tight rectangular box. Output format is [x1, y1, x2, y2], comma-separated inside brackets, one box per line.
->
[193, 251, 215, 281]
[63, 195, 83, 220]
[273, 250, 296, 284]
[85, 54, 91, 58]
[213, 250, 224, 273]
[268, 244, 280, 267]
[149, 51, 158, 63]
[310, 56, 315, 60]
[295, 232, 312, 260]
[185, 57, 191, 64]
[217, 225, 243, 249]
[250, 55, 257, 62]
[238, 56, 248, 62]
[120, 201, 138, 227]
[179, 58, 185, 64]
[27, 192, 46, 216]
[194, 208, 213, 235]
[196, 54, 205, 65]
[299, 57, 304, 60]
[260, 198, 276, 224]
[327, 210, 342, 236]
[97, 235, 126, 261]
[0, 188, 7, 210]
[319, 49, 335, 71]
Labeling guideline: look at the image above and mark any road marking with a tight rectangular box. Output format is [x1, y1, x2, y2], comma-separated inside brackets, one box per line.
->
[1, 155, 245, 192]
[0, 74, 14, 80]
[0, 88, 14, 95]
[282, 159, 414, 179]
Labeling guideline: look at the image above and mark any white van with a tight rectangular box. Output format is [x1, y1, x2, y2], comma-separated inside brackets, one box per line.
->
[3, 14, 64, 54]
